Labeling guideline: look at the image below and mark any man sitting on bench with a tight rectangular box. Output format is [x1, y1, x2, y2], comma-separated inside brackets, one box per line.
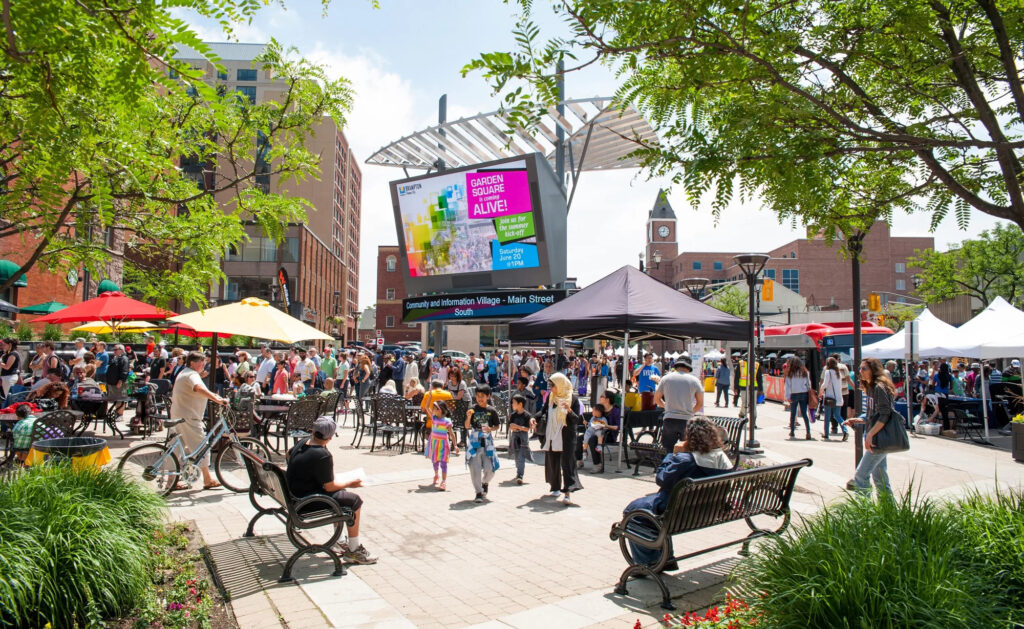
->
[286, 416, 378, 565]
[621, 416, 732, 568]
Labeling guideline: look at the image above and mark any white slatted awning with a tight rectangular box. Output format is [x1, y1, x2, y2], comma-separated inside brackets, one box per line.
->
[364, 97, 658, 172]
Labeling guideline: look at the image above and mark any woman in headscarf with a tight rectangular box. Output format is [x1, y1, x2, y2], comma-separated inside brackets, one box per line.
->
[539, 372, 583, 505]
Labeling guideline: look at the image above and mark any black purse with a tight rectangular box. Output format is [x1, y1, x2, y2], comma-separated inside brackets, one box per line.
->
[872, 409, 910, 454]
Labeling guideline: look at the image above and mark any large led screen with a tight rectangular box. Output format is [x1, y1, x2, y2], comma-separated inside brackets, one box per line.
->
[396, 160, 537, 276]
[390, 153, 567, 294]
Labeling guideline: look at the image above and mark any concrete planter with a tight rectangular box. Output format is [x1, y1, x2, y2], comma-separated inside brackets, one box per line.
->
[1013, 422, 1024, 463]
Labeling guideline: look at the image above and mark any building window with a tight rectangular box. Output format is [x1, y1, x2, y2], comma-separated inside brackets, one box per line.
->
[281, 237, 299, 263]
[236, 86, 256, 104]
[217, 70, 228, 81]
[692, 261, 702, 270]
[386, 288, 396, 300]
[385, 315, 395, 328]
[168, 68, 178, 79]
[763, 269, 776, 280]
[790, 251, 796, 258]
[260, 238, 276, 262]
[713, 261, 723, 271]
[782, 268, 799, 292]
[236, 68, 258, 81]
[896, 279, 906, 291]
[895, 262, 906, 273]
[386, 256, 396, 272]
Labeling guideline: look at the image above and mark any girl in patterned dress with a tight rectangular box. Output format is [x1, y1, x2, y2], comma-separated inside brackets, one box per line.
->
[426, 400, 458, 490]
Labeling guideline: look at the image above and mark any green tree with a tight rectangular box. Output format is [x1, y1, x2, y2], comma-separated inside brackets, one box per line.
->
[0, 1, 352, 306]
[709, 285, 748, 318]
[910, 223, 1024, 306]
[881, 303, 924, 332]
[466, 0, 1024, 230]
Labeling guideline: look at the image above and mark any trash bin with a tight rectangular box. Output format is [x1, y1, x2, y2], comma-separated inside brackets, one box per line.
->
[28, 437, 110, 469]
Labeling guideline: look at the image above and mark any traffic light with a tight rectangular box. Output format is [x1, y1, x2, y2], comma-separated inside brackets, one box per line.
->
[877, 314, 886, 327]
[868, 293, 881, 312]
[761, 278, 774, 302]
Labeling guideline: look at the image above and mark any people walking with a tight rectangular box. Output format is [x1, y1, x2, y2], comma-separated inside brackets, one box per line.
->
[714, 359, 730, 407]
[846, 358, 899, 496]
[540, 373, 582, 505]
[785, 357, 812, 440]
[426, 400, 457, 491]
[819, 357, 848, 441]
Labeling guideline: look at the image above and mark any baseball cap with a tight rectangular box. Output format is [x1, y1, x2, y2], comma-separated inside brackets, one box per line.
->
[673, 356, 693, 369]
[1013, 360, 1021, 368]
[313, 417, 337, 440]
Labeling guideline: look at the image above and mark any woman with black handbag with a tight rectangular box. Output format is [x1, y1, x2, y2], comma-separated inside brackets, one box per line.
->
[846, 358, 909, 496]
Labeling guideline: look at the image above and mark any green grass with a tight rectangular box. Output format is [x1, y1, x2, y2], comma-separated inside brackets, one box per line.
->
[733, 491, 1007, 628]
[0, 464, 165, 628]
[953, 489, 1024, 625]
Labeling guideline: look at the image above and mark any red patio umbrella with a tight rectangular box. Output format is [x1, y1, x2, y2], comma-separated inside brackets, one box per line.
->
[31, 291, 176, 324]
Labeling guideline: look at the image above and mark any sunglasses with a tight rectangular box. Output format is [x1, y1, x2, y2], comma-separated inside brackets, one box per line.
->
[859, 366, 870, 371]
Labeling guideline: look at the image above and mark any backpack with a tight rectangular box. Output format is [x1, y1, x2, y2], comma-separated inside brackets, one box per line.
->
[49, 354, 71, 382]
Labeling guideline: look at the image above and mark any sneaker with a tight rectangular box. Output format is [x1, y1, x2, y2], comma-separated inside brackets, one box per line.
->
[515, 477, 523, 485]
[549, 490, 562, 498]
[595, 445, 602, 453]
[561, 493, 572, 505]
[481, 483, 488, 496]
[474, 493, 484, 503]
[845, 480, 857, 491]
[343, 545, 377, 565]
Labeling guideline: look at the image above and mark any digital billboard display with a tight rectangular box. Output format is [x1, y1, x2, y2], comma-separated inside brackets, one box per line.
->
[390, 153, 567, 293]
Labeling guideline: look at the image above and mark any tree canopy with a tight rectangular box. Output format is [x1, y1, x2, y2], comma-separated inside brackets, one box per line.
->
[910, 223, 1024, 306]
[465, 0, 1024, 232]
[0, 0, 352, 306]
[709, 285, 748, 318]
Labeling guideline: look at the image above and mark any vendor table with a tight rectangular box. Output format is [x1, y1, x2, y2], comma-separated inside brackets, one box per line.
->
[71, 396, 128, 439]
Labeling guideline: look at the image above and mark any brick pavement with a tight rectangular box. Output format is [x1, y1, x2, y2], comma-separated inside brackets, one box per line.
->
[100, 399, 1024, 628]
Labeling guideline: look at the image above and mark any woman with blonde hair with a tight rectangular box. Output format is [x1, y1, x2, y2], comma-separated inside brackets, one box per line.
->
[539, 372, 583, 505]
[845, 358, 899, 495]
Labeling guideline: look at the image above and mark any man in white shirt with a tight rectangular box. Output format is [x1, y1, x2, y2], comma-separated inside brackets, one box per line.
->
[654, 356, 704, 453]
[255, 345, 276, 393]
[298, 349, 317, 391]
[70, 338, 87, 367]
[170, 351, 227, 490]
[403, 353, 418, 395]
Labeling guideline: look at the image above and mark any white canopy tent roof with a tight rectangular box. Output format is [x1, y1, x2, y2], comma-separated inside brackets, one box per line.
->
[942, 297, 1024, 359]
[862, 309, 959, 359]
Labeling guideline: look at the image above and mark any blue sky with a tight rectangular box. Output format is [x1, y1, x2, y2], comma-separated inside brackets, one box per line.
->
[176, 0, 1003, 308]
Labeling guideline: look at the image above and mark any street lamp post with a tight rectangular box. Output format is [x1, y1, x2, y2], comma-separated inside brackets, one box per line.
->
[734, 253, 770, 454]
[683, 277, 710, 300]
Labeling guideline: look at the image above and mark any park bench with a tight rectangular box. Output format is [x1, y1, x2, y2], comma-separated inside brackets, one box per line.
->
[610, 458, 812, 610]
[238, 447, 355, 583]
[629, 416, 747, 475]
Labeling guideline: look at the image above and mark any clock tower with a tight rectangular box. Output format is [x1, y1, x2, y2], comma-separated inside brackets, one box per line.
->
[645, 189, 678, 287]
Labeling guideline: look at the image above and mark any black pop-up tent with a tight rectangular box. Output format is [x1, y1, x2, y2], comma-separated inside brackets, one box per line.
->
[510, 265, 748, 469]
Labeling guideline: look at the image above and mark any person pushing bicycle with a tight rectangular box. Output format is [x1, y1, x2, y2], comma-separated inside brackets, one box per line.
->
[170, 351, 229, 490]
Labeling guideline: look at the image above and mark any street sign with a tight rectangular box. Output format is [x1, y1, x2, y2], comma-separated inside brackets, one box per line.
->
[375, 329, 382, 337]
[761, 278, 774, 302]
[376, 337, 384, 348]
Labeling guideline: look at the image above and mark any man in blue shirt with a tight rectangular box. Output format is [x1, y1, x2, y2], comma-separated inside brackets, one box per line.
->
[95, 341, 109, 379]
[486, 353, 499, 387]
[633, 353, 661, 410]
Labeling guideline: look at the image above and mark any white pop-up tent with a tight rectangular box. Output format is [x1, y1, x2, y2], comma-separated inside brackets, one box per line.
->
[944, 297, 1024, 358]
[862, 309, 959, 359]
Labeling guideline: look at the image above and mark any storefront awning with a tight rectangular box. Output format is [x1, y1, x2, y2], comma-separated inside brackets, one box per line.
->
[0, 260, 27, 287]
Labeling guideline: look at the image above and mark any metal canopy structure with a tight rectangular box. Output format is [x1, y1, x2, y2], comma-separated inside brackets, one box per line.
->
[365, 97, 658, 175]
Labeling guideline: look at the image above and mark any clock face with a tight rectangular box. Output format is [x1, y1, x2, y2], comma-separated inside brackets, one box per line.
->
[657, 225, 670, 238]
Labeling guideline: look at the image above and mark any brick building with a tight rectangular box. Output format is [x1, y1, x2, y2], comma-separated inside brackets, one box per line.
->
[643, 191, 934, 309]
[175, 42, 362, 341]
[375, 245, 422, 344]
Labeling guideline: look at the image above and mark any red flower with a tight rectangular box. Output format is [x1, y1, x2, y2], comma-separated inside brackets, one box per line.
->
[663, 613, 673, 623]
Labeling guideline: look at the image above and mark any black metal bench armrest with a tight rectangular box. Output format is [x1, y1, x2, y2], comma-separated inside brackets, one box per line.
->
[610, 508, 665, 548]
[631, 429, 659, 443]
[292, 495, 356, 526]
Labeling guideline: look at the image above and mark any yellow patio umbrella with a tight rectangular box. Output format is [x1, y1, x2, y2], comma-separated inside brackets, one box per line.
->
[70, 320, 164, 334]
[168, 297, 332, 344]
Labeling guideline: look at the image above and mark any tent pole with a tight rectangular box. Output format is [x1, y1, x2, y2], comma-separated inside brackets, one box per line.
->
[617, 330, 630, 472]
[208, 333, 219, 391]
[980, 365, 990, 442]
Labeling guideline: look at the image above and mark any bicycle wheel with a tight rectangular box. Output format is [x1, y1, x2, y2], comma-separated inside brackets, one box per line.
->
[118, 443, 181, 497]
[215, 437, 272, 493]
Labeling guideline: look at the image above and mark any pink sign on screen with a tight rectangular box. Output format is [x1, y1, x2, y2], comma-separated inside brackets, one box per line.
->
[466, 170, 532, 219]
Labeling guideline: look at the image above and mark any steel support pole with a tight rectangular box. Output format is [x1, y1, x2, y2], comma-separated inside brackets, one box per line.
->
[616, 330, 630, 472]
[850, 236, 865, 464]
[743, 273, 761, 452]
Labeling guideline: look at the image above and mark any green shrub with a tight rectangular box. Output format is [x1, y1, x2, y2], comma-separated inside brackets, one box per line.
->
[0, 465, 165, 628]
[14, 320, 32, 341]
[41, 324, 63, 341]
[0, 320, 11, 338]
[953, 489, 1024, 624]
[734, 492, 1004, 628]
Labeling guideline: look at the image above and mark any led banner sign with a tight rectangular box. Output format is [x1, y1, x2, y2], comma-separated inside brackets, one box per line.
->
[402, 290, 566, 323]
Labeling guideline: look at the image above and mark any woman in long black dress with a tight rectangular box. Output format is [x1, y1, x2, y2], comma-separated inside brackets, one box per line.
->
[540, 373, 582, 505]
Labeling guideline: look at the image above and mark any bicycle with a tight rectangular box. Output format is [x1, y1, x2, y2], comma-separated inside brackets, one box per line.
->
[117, 401, 272, 496]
